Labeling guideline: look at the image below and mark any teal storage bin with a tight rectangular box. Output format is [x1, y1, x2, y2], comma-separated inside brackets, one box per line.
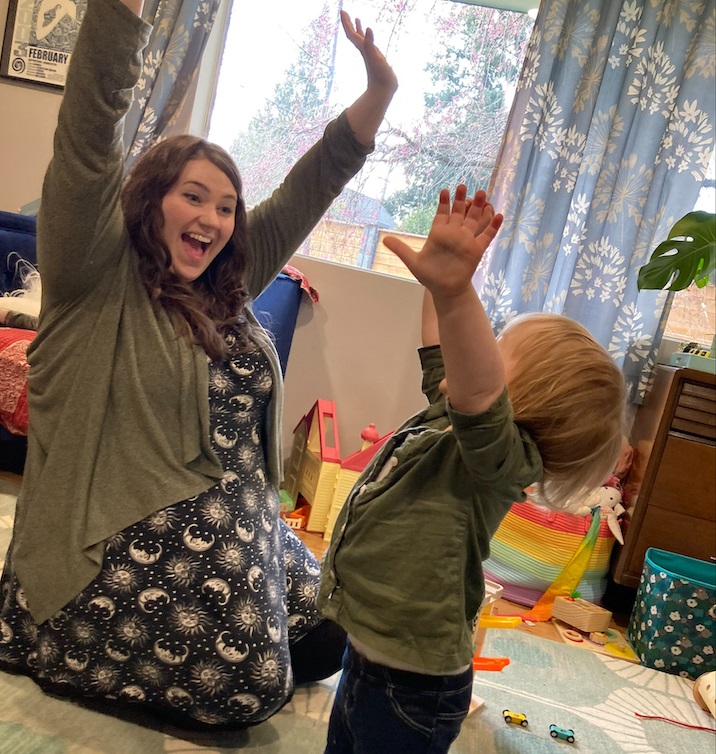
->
[627, 548, 716, 681]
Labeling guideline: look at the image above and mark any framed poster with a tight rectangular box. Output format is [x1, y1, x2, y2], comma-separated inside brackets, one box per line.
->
[1, 0, 87, 88]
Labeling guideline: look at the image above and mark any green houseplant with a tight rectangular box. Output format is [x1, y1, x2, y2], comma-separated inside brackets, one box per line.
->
[638, 211, 716, 292]
[638, 210, 716, 361]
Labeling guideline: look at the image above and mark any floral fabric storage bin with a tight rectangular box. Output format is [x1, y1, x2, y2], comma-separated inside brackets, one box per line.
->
[627, 547, 716, 681]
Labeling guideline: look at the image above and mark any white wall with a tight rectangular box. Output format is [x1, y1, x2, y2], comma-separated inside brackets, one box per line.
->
[0, 0, 62, 212]
[283, 255, 426, 459]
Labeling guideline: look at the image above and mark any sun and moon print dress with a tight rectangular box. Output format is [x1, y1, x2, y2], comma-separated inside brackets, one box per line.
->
[0, 329, 323, 726]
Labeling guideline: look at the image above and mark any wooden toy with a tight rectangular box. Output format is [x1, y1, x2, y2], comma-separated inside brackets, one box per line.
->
[589, 631, 608, 645]
[693, 670, 716, 718]
[551, 595, 612, 633]
[553, 621, 640, 663]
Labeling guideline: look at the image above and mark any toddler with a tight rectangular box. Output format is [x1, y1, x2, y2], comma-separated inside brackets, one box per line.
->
[318, 185, 626, 753]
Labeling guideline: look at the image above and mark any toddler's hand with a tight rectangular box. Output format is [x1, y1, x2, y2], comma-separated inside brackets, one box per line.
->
[383, 185, 502, 298]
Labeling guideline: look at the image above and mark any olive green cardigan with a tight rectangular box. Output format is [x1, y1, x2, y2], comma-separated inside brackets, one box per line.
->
[12, 0, 371, 624]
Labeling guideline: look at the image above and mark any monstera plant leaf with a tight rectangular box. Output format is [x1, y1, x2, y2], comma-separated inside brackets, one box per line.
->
[638, 211, 716, 291]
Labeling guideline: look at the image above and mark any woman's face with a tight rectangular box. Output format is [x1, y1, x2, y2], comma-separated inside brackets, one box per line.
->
[160, 157, 238, 283]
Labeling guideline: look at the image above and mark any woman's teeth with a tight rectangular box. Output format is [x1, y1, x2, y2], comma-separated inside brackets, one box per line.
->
[187, 232, 211, 249]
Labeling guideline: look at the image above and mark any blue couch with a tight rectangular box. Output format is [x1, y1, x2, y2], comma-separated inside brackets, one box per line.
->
[0, 208, 303, 472]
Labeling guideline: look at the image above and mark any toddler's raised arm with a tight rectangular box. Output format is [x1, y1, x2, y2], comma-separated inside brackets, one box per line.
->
[384, 186, 504, 415]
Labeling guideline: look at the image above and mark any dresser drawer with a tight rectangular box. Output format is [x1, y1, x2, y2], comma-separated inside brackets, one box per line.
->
[649, 435, 716, 521]
[626, 506, 716, 580]
[613, 367, 716, 588]
[673, 382, 716, 440]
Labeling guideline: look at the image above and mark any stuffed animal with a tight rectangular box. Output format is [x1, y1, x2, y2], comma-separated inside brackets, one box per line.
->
[578, 485, 626, 544]
[596, 486, 625, 544]
[561, 437, 633, 521]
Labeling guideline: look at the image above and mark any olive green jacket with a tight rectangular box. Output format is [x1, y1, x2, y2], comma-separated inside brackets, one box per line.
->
[12, 0, 371, 624]
[318, 346, 543, 673]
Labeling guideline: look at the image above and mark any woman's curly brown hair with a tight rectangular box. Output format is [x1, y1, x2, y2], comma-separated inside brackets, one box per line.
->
[121, 134, 261, 360]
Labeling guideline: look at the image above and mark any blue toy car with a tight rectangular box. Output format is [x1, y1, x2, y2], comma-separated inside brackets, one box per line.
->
[549, 724, 575, 743]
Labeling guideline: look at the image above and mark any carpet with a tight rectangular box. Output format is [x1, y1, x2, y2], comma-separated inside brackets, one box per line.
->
[1, 492, 714, 753]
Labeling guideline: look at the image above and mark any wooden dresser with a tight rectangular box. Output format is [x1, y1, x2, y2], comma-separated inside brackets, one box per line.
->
[612, 366, 716, 587]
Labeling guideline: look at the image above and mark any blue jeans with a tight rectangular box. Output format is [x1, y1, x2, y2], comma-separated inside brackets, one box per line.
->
[325, 642, 473, 754]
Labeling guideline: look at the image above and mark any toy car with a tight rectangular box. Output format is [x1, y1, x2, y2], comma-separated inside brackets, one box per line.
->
[503, 709, 528, 727]
[549, 724, 575, 743]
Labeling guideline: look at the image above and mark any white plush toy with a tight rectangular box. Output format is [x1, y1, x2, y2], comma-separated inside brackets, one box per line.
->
[590, 486, 626, 544]
[564, 485, 626, 543]
[0, 262, 41, 318]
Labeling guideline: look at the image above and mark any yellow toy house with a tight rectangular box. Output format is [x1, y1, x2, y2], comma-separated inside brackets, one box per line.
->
[282, 405, 397, 536]
[282, 399, 342, 533]
[322, 426, 393, 541]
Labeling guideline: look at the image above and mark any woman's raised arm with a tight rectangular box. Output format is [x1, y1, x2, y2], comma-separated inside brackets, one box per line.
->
[340, 11, 398, 146]
[37, 0, 150, 305]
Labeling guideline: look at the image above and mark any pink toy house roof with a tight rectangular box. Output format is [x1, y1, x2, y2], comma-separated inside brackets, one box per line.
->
[341, 432, 394, 472]
[293, 399, 341, 463]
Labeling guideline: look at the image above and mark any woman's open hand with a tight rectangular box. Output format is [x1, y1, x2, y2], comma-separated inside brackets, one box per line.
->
[340, 11, 398, 98]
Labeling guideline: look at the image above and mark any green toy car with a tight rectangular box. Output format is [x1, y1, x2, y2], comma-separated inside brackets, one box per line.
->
[549, 724, 575, 743]
[503, 709, 528, 727]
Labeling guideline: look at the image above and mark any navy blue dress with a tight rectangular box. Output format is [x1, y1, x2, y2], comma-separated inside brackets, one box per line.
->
[0, 332, 322, 726]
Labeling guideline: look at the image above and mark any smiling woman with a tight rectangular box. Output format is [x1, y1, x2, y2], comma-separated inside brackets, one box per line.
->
[121, 132, 253, 360]
[0, 0, 397, 732]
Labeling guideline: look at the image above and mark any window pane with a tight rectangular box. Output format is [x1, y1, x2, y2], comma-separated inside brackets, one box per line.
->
[663, 149, 716, 348]
[209, 0, 533, 279]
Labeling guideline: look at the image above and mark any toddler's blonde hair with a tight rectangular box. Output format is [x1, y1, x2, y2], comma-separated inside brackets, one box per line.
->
[501, 313, 626, 510]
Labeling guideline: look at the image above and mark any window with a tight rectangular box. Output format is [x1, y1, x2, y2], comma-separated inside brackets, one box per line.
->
[662, 150, 715, 350]
[208, 0, 534, 278]
[209, 1, 713, 350]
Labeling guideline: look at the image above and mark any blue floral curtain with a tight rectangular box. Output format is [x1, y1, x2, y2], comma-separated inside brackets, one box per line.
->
[123, 0, 222, 165]
[478, 0, 715, 400]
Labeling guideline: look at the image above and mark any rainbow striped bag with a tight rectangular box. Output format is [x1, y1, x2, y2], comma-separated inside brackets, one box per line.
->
[483, 500, 617, 606]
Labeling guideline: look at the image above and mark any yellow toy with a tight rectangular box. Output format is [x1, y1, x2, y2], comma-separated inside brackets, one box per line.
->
[520, 507, 602, 622]
[469, 580, 519, 714]
[323, 425, 393, 541]
[282, 399, 341, 532]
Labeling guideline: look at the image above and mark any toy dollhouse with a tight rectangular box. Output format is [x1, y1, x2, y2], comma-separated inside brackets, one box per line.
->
[282, 401, 394, 536]
[282, 399, 341, 532]
[322, 426, 393, 541]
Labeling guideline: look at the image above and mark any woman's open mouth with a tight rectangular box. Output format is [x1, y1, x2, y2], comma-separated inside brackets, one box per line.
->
[182, 232, 211, 261]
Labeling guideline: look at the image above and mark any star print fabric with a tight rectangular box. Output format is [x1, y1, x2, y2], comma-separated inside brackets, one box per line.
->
[0, 333, 323, 726]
